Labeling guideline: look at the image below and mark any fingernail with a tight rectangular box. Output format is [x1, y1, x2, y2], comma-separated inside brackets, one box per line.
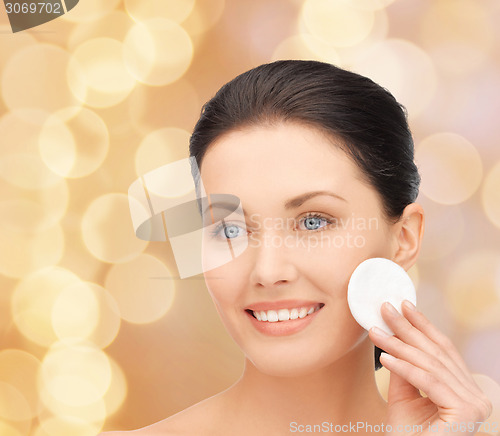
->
[384, 302, 399, 316]
[403, 300, 416, 311]
[370, 326, 391, 337]
[381, 352, 396, 361]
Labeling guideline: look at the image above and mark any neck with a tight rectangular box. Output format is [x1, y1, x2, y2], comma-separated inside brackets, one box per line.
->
[223, 337, 387, 432]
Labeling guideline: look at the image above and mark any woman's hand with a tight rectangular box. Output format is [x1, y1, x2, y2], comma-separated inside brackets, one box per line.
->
[368, 300, 492, 436]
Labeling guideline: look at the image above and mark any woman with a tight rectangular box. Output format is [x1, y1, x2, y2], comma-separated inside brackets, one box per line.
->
[104, 60, 492, 435]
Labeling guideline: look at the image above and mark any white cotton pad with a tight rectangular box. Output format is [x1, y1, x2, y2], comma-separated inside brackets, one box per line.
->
[347, 257, 416, 335]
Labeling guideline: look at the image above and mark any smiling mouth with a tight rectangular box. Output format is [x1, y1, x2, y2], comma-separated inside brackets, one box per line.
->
[245, 303, 325, 322]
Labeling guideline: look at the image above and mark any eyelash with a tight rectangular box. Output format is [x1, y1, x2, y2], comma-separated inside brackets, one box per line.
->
[299, 212, 335, 232]
[208, 212, 335, 239]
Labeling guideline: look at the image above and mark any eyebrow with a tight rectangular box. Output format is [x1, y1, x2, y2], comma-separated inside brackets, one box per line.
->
[202, 190, 347, 217]
[284, 190, 348, 209]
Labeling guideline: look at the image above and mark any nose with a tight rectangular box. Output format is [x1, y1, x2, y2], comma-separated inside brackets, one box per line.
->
[249, 229, 299, 288]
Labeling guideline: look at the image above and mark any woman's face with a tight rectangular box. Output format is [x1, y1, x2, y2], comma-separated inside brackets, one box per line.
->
[199, 122, 397, 376]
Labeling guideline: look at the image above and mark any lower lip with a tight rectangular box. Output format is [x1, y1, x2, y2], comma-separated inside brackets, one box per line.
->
[245, 307, 323, 336]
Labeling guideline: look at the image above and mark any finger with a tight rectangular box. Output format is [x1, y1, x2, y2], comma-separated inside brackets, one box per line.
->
[382, 301, 481, 396]
[369, 326, 477, 402]
[379, 352, 464, 411]
[378, 302, 468, 387]
[380, 353, 493, 424]
[399, 301, 484, 395]
[387, 367, 422, 404]
[401, 305, 493, 415]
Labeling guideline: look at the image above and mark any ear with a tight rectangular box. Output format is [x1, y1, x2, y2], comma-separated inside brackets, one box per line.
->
[390, 203, 425, 271]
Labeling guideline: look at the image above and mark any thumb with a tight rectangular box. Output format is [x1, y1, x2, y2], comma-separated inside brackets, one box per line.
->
[387, 365, 422, 405]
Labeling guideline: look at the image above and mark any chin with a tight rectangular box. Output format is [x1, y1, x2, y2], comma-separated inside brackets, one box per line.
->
[246, 347, 340, 378]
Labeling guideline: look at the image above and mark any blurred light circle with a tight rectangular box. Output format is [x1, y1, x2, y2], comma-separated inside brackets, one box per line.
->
[416, 133, 483, 205]
[298, 5, 388, 68]
[0, 223, 64, 279]
[102, 357, 127, 417]
[125, 0, 195, 23]
[68, 11, 132, 51]
[350, 38, 437, 117]
[138, 153, 196, 199]
[0, 350, 41, 420]
[51, 282, 99, 342]
[0, 381, 31, 422]
[272, 34, 341, 65]
[183, 0, 225, 36]
[481, 161, 500, 230]
[11, 267, 82, 347]
[301, 0, 374, 47]
[123, 18, 193, 86]
[82, 284, 121, 349]
[444, 250, 500, 330]
[134, 127, 190, 177]
[0, 25, 37, 72]
[417, 201, 464, 261]
[0, 421, 24, 436]
[39, 340, 112, 407]
[38, 115, 75, 178]
[0, 178, 69, 233]
[104, 254, 176, 324]
[0, 153, 61, 191]
[61, 0, 121, 23]
[420, 0, 494, 75]
[0, 110, 63, 189]
[51, 279, 120, 350]
[35, 415, 101, 436]
[37, 392, 106, 431]
[37, 378, 107, 429]
[128, 79, 200, 134]
[1, 44, 84, 116]
[347, 0, 397, 11]
[56, 230, 115, 320]
[67, 38, 137, 108]
[39, 108, 110, 178]
[0, 277, 13, 337]
[81, 193, 148, 263]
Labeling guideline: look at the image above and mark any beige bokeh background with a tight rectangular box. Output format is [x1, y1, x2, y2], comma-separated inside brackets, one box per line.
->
[1, 0, 500, 434]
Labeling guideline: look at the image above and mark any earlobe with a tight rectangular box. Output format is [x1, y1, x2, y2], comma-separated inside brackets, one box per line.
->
[391, 203, 425, 271]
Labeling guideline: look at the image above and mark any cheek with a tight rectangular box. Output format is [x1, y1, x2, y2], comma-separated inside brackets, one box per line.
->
[203, 266, 245, 313]
[292, 233, 362, 287]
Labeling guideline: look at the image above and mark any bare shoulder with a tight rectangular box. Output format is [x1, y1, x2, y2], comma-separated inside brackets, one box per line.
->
[99, 393, 227, 436]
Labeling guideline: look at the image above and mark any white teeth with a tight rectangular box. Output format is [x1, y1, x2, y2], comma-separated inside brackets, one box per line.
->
[278, 309, 289, 321]
[251, 305, 322, 322]
[267, 310, 279, 322]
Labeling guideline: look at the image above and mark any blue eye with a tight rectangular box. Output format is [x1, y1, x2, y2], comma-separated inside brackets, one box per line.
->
[299, 213, 334, 231]
[209, 222, 246, 240]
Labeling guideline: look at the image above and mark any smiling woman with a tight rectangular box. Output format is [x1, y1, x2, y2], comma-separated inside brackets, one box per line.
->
[101, 60, 492, 435]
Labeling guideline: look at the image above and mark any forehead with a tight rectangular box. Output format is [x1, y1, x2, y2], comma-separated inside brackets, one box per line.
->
[199, 123, 364, 194]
